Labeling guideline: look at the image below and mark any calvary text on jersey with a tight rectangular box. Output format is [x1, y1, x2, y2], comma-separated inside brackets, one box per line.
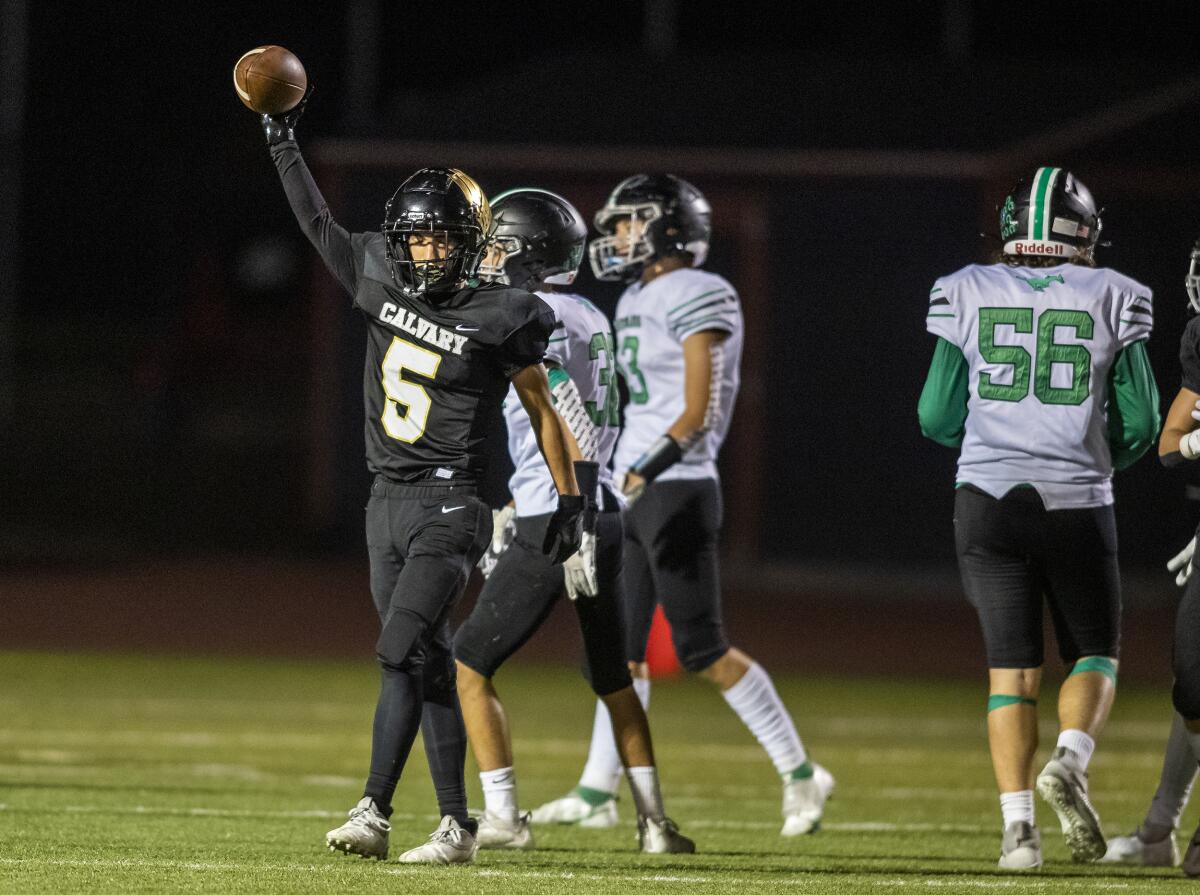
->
[379, 302, 469, 355]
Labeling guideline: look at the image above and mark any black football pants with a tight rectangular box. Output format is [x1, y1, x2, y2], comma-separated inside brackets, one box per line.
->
[953, 483, 1120, 669]
[361, 476, 492, 822]
[454, 505, 632, 696]
[622, 478, 730, 673]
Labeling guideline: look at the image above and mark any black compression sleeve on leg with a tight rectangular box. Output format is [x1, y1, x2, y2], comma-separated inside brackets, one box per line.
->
[364, 666, 424, 815]
[419, 640, 470, 827]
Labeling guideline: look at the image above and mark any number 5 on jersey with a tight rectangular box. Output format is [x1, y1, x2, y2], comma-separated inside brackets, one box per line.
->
[381, 337, 442, 442]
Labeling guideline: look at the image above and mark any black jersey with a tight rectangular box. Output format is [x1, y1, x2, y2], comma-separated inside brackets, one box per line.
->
[272, 142, 555, 482]
[1181, 315, 1200, 394]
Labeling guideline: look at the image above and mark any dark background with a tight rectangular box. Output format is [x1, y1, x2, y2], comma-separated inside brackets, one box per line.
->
[4, 2, 1200, 669]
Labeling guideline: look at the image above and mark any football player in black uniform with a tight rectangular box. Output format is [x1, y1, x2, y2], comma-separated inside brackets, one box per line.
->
[452, 189, 694, 854]
[253, 94, 586, 865]
[1113, 239, 1200, 877]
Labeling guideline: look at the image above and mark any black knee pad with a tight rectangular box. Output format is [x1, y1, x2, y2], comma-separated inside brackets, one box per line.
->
[1173, 661, 1200, 722]
[581, 658, 633, 697]
[376, 607, 430, 672]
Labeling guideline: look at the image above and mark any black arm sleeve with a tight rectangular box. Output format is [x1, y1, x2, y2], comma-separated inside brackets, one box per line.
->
[269, 140, 358, 296]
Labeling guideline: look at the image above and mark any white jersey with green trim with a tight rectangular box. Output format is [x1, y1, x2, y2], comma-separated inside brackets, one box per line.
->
[612, 267, 743, 482]
[504, 290, 620, 517]
[926, 262, 1152, 509]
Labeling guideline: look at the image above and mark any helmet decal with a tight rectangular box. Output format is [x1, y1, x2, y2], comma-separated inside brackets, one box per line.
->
[448, 168, 492, 236]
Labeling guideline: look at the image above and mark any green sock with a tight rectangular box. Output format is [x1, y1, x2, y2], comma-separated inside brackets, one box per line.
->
[988, 694, 1037, 713]
[572, 785, 614, 807]
[787, 761, 814, 781]
[1069, 656, 1118, 683]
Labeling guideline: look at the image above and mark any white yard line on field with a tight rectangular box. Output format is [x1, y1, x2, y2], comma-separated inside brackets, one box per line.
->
[0, 858, 1140, 891]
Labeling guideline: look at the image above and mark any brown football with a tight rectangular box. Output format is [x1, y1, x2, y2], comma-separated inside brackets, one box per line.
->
[233, 45, 307, 115]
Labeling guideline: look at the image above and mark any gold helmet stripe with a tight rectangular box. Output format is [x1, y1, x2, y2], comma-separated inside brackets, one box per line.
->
[448, 168, 492, 236]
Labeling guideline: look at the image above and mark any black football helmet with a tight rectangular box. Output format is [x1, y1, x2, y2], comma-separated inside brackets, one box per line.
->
[588, 174, 712, 282]
[998, 167, 1101, 261]
[478, 188, 587, 291]
[1186, 239, 1200, 313]
[382, 167, 492, 296]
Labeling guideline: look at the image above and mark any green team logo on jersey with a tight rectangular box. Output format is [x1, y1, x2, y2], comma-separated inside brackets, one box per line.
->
[1016, 274, 1065, 293]
[999, 196, 1018, 240]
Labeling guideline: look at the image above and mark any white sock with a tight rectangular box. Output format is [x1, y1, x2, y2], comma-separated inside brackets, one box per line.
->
[1145, 714, 1198, 834]
[999, 790, 1035, 828]
[721, 662, 807, 776]
[627, 766, 664, 822]
[480, 766, 518, 822]
[1056, 729, 1095, 772]
[578, 679, 651, 796]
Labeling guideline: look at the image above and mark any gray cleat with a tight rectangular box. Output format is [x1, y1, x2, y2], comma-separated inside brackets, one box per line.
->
[1184, 822, 1200, 877]
[475, 810, 534, 850]
[998, 821, 1042, 870]
[396, 815, 478, 864]
[1036, 747, 1105, 863]
[325, 796, 390, 860]
[638, 815, 696, 854]
[1102, 826, 1180, 866]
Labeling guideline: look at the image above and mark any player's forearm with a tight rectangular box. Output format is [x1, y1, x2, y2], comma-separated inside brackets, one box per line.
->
[658, 333, 724, 455]
[514, 365, 581, 495]
[534, 410, 582, 495]
[268, 141, 357, 294]
[1158, 386, 1200, 465]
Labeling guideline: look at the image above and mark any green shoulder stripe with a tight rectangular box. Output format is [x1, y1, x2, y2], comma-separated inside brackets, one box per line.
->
[673, 313, 735, 335]
[667, 289, 732, 319]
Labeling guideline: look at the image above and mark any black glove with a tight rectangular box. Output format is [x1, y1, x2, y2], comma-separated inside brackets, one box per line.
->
[543, 494, 585, 565]
[262, 84, 313, 145]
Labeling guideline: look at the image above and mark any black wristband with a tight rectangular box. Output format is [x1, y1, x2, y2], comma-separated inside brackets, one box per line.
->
[630, 435, 683, 483]
[1162, 450, 1188, 469]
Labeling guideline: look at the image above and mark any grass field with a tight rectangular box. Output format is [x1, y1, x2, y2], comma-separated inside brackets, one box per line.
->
[1, 651, 1197, 894]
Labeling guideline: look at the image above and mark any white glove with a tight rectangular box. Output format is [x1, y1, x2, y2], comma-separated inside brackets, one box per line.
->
[478, 505, 516, 579]
[1168, 536, 1197, 588]
[563, 530, 598, 600]
[1181, 429, 1200, 460]
[1189, 399, 1200, 423]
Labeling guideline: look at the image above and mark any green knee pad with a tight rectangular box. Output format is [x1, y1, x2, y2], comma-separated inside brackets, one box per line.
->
[1068, 655, 1117, 683]
[987, 694, 1037, 713]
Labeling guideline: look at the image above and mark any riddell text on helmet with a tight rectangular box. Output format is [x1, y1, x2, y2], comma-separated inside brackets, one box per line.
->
[1011, 241, 1068, 256]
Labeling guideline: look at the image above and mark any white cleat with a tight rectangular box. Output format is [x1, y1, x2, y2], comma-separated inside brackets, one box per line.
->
[781, 763, 834, 836]
[475, 811, 535, 850]
[395, 815, 477, 865]
[325, 796, 390, 860]
[998, 821, 1043, 870]
[530, 789, 619, 828]
[1101, 827, 1180, 866]
[1036, 747, 1105, 863]
[638, 815, 696, 854]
